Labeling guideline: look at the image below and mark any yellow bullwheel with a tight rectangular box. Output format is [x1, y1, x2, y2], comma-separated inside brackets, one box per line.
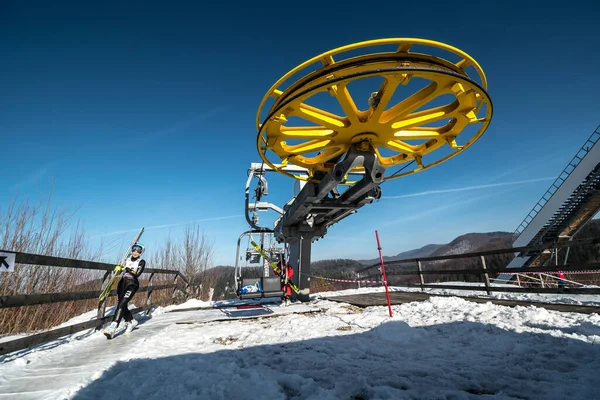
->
[256, 38, 493, 183]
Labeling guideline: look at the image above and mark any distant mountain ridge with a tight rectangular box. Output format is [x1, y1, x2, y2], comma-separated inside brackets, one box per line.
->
[357, 231, 513, 266]
[428, 231, 513, 258]
[357, 243, 444, 265]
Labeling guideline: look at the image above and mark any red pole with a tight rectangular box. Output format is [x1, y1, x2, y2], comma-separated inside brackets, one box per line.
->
[375, 230, 393, 317]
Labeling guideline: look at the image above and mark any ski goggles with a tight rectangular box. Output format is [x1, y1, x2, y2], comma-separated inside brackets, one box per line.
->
[131, 245, 143, 253]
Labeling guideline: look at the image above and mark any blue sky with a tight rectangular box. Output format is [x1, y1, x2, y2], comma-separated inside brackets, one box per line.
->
[2, 0, 599, 266]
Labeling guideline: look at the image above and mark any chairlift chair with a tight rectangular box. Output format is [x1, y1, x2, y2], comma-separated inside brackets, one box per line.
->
[234, 230, 287, 300]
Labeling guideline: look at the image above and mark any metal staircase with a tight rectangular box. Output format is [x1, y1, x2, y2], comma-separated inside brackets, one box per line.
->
[522, 164, 600, 267]
[501, 124, 600, 275]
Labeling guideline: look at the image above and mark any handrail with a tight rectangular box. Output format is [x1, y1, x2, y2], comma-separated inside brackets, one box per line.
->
[7, 250, 192, 284]
[0, 283, 177, 308]
[381, 262, 600, 276]
[514, 125, 600, 236]
[13, 251, 119, 271]
[386, 283, 600, 295]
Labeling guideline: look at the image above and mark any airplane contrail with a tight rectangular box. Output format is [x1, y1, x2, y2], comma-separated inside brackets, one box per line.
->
[381, 177, 555, 199]
[144, 106, 228, 140]
[379, 184, 523, 228]
[91, 215, 243, 239]
[11, 164, 53, 190]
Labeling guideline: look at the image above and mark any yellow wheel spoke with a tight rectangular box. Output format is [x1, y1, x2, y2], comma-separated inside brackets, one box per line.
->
[381, 82, 444, 124]
[330, 83, 360, 124]
[301, 146, 348, 165]
[291, 103, 346, 129]
[369, 75, 404, 121]
[280, 126, 335, 139]
[390, 101, 459, 130]
[393, 128, 443, 139]
[283, 139, 332, 155]
[383, 140, 419, 154]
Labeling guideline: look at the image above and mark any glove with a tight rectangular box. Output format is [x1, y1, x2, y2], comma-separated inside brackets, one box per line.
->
[114, 265, 125, 273]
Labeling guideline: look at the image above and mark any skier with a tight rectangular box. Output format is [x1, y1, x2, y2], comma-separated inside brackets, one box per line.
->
[103, 243, 146, 339]
[558, 271, 567, 289]
[276, 257, 294, 299]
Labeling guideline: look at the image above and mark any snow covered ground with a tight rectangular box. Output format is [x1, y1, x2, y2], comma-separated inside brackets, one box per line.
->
[1, 287, 599, 399]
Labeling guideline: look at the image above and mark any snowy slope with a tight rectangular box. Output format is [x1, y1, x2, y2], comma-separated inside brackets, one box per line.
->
[0, 289, 599, 400]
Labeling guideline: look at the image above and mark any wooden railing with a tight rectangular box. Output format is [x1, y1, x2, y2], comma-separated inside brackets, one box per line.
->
[0, 250, 200, 356]
[357, 237, 600, 295]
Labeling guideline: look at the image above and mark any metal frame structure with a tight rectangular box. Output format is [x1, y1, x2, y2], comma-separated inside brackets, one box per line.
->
[497, 124, 600, 282]
[243, 145, 386, 301]
[238, 38, 492, 302]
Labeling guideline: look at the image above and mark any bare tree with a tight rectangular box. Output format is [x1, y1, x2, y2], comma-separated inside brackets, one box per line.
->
[179, 223, 215, 300]
[0, 190, 101, 335]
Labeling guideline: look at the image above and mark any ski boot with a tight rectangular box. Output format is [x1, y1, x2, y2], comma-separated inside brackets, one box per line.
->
[103, 321, 118, 339]
[125, 319, 138, 333]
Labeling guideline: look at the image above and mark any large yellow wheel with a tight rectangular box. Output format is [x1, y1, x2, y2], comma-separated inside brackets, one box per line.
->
[256, 38, 492, 183]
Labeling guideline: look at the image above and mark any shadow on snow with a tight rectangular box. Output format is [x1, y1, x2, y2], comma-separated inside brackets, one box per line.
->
[71, 319, 600, 400]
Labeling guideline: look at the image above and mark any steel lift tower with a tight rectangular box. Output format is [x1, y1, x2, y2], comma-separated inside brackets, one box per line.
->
[240, 38, 493, 301]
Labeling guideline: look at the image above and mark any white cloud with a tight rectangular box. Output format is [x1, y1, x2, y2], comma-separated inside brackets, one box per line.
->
[143, 106, 228, 141]
[90, 214, 243, 239]
[11, 165, 52, 190]
[382, 177, 555, 200]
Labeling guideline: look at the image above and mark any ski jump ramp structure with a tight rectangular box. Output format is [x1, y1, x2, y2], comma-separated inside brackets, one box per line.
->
[241, 38, 493, 301]
[496, 125, 600, 282]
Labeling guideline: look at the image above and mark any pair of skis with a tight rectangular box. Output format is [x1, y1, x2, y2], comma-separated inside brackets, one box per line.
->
[98, 227, 145, 302]
[249, 240, 299, 294]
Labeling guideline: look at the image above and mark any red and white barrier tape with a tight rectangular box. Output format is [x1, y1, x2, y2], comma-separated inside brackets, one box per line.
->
[309, 275, 380, 284]
[311, 270, 599, 284]
[517, 270, 600, 275]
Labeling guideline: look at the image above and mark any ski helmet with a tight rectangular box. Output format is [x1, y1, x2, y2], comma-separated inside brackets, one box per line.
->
[131, 243, 145, 254]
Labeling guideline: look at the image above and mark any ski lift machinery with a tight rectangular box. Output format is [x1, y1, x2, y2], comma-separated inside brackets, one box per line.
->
[235, 38, 493, 302]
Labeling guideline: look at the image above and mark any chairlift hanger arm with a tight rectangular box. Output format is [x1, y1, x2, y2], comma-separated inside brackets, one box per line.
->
[275, 143, 385, 238]
[248, 202, 285, 215]
[245, 166, 277, 231]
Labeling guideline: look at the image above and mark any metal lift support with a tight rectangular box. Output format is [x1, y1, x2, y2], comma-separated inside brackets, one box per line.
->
[275, 145, 384, 301]
[242, 38, 493, 302]
[497, 125, 600, 281]
[240, 156, 380, 301]
[234, 164, 304, 298]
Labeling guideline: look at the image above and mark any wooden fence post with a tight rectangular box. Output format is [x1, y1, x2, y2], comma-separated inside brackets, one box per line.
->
[170, 274, 179, 304]
[480, 255, 491, 295]
[145, 272, 155, 317]
[96, 269, 112, 328]
[417, 261, 425, 292]
[184, 275, 195, 300]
